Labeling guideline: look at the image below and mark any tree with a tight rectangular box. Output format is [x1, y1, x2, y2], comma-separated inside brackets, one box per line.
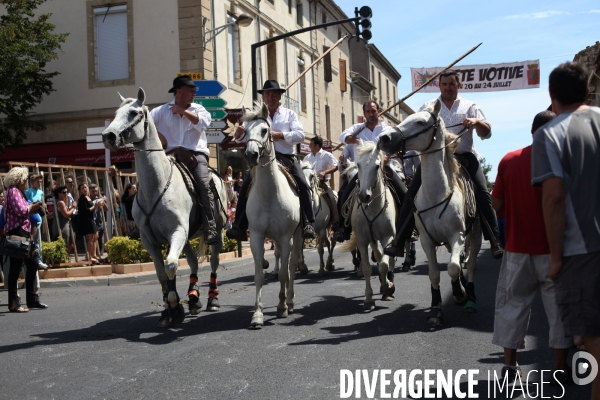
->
[481, 157, 494, 192]
[0, 0, 68, 149]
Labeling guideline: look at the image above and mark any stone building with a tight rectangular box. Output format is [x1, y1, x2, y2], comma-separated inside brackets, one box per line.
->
[573, 41, 600, 106]
[0, 0, 408, 186]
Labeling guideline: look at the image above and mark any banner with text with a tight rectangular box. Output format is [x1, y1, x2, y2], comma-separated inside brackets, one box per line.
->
[411, 60, 540, 93]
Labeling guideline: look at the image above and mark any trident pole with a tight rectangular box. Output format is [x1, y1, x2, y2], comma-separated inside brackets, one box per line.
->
[378, 42, 483, 117]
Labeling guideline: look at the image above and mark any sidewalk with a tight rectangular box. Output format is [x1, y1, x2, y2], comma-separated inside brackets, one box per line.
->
[1, 241, 278, 289]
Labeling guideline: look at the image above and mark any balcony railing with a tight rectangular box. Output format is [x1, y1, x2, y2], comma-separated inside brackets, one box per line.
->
[282, 94, 299, 115]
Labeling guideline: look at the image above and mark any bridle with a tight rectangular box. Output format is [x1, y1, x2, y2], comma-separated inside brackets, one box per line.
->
[112, 104, 163, 153]
[245, 117, 275, 167]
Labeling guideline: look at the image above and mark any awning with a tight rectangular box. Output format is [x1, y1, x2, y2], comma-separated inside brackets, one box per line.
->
[0, 141, 135, 168]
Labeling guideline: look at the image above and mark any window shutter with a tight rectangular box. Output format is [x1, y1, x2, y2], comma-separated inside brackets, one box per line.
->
[339, 59, 347, 92]
[94, 9, 128, 81]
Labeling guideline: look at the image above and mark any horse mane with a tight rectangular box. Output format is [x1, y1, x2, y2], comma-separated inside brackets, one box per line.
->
[357, 140, 377, 157]
[242, 101, 267, 122]
[423, 104, 462, 191]
[341, 160, 356, 177]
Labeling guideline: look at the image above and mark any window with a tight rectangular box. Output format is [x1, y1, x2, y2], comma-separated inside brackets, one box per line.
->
[341, 113, 346, 132]
[386, 79, 390, 105]
[267, 0, 274, 3]
[298, 58, 307, 113]
[339, 59, 347, 92]
[267, 42, 277, 81]
[288, 0, 292, 14]
[338, 28, 342, 40]
[323, 46, 332, 82]
[322, 11, 327, 30]
[325, 105, 331, 140]
[393, 86, 397, 115]
[296, 1, 303, 26]
[378, 72, 382, 102]
[227, 14, 241, 85]
[371, 65, 375, 85]
[93, 5, 129, 82]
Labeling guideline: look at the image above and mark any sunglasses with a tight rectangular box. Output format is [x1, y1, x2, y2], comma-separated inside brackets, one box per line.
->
[61, 191, 68, 194]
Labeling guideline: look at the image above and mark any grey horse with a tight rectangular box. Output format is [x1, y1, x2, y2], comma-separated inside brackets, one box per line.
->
[103, 88, 227, 327]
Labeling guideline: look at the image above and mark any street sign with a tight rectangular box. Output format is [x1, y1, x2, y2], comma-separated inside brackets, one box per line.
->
[87, 142, 106, 150]
[194, 97, 227, 108]
[206, 130, 228, 144]
[87, 126, 105, 151]
[207, 109, 228, 120]
[208, 121, 227, 130]
[178, 72, 203, 80]
[194, 80, 226, 97]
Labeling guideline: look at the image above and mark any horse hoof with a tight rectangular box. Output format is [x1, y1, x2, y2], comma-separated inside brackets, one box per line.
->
[453, 295, 468, 306]
[357, 270, 364, 278]
[286, 304, 294, 314]
[363, 301, 375, 312]
[250, 314, 264, 328]
[206, 298, 220, 312]
[402, 262, 411, 272]
[276, 307, 288, 318]
[188, 295, 202, 315]
[317, 269, 325, 277]
[170, 304, 186, 324]
[381, 294, 394, 301]
[326, 262, 335, 271]
[427, 308, 443, 325]
[299, 267, 309, 275]
[158, 310, 172, 328]
[262, 259, 269, 269]
[463, 300, 477, 313]
[427, 317, 443, 325]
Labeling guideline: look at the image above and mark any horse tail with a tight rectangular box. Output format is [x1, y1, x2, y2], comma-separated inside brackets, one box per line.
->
[194, 236, 208, 262]
[337, 232, 356, 252]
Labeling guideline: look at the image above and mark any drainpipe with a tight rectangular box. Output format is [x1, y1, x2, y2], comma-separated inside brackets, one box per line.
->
[310, 1, 317, 137]
[211, 0, 218, 80]
[256, 0, 263, 90]
[284, 38, 289, 86]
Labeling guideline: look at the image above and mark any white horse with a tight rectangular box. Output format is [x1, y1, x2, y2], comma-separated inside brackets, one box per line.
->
[102, 88, 227, 327]
[378, 99, 482, 325]
[243, 102, 303, 328]
[300, 161, 336, 276]
[339, 141, 396, 311]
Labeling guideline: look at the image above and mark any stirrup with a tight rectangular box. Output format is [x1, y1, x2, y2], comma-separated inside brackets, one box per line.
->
[302, 224, 316, 239]
[383, 241, 404, 258]
[226, 225, 247, 241]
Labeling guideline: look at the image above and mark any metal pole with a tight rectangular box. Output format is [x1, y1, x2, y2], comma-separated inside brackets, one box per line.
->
[104, 119, 113, 240]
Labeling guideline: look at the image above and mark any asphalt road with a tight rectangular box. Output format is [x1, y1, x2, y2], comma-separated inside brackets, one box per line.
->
[0, 243, 593, 399]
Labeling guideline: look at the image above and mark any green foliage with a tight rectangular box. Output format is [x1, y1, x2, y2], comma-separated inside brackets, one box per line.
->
[105, 236, 151, 264]
[106, 232, 237, 264]
[0, 0, 68, 148]
[41, 237, 69, 265]
[480, 157, 494, 192]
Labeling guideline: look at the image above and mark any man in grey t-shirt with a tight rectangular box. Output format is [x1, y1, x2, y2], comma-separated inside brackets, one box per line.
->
[532, 62, 600, 397]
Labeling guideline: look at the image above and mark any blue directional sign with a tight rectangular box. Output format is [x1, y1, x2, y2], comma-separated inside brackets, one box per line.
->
[194, 80, 226, 97]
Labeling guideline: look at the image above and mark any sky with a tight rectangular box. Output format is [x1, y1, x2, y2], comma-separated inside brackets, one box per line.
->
[334, 0, 599, 181]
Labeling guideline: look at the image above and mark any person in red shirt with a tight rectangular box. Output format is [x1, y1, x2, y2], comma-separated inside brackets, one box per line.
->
[491, 110, 573, 384]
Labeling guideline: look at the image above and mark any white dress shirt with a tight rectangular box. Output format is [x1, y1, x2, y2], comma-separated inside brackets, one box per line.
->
[420, 96, 491, 161]
[269, 105, 305, 154]
[339, 121, 389, 162]
[304, 148, 338, 181]
[150, 100, 212, 156]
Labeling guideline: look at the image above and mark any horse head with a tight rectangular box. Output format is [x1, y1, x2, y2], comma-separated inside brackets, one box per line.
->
[242, 102, 271, 167]
[356, 140, 383, 204]
[103, 88, 149, 150]
[301, 161, 318, 192]
[378, 99, 442, 154]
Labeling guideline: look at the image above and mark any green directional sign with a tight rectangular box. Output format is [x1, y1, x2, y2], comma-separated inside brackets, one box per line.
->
[207, 109, 228, 120]
[194, 97, 228, 108]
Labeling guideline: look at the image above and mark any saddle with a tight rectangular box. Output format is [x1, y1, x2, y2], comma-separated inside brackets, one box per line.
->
[167, 147, 198, 171]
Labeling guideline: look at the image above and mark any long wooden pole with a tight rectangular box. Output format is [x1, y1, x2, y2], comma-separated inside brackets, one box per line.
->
[285, 35, 348, 91]
[378, 42, 483, 117]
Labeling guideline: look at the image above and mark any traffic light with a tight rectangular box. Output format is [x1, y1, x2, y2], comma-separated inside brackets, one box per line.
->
[355, 6, 372, 41]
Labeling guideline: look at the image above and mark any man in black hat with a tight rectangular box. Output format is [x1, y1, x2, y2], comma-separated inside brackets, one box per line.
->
[150, 75, 219, 245]
[226, 80, 317, 240]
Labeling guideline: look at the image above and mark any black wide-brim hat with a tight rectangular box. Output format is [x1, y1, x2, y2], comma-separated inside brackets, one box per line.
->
[257, 79, 286, 94]
[168, 75, 197, 93]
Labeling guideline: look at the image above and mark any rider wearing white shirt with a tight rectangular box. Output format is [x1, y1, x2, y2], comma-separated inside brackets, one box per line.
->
[333, 101, 408, 243]
[305, 136, 340, 229]
[226, 80, 317, 241]
[384, 70, 502, 259]
[150, 75, 219, 245]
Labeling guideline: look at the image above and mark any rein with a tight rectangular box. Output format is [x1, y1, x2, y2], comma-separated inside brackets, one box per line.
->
[356, 158, 389, 242]
[245, 117, 276, 168]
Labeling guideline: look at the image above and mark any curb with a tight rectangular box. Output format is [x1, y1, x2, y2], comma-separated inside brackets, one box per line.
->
[38, 251, 275, 289]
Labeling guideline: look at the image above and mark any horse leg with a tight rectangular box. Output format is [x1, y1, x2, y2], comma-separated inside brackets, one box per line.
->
[162, 230, 187, 324]
[421, 236, 443, 325]
[464, 228, 482, 313]
[250, 233, 266, 328]
[376, 239, 395, 301]
[272, 245, 280, 275]
[317, 234, 326, 276]
[183, 241, 202, 315]
[286, 230, 303, 313]
[360, 242, 375, 311]
[402, 240, 415, 272]
[277, 238, 292, 318]
[448, 235, 467, 306]
[326, 235, 336, 271]
[143, 241, 172, 328]
[206, 237, 222, 312]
